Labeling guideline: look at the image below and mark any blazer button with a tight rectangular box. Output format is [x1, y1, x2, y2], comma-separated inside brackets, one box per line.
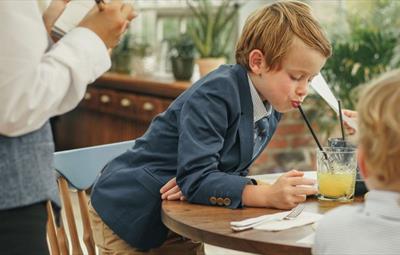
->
[217, 197, 224, 206]
[209, 196, 217, 205]
[223, 198, 231, 206]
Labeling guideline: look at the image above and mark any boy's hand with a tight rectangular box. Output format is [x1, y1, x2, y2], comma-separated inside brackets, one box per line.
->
[266, 170, 317, 209]
[42, 0, 71, 35]
[78, 0, 137, 49]
[342, 109, 358, 135]
[160, 177, 186, 201]
[242, 170, 317, 210]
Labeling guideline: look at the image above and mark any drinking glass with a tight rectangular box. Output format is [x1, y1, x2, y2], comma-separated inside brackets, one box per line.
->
[316, 147, 357, 202]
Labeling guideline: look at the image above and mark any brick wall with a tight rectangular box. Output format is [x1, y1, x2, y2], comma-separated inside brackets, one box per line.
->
[250, 111, 318, 175]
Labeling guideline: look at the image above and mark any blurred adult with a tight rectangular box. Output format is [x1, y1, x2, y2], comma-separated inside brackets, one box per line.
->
[342, 109, 358, 135]
[0, 0, 135, 254]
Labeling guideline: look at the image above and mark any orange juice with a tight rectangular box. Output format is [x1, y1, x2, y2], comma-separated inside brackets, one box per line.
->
[318, 171, 355, 198]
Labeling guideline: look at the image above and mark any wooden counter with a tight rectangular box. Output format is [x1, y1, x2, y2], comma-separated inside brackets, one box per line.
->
[52, 73, 191, 151]
[96, 72, 190, 98]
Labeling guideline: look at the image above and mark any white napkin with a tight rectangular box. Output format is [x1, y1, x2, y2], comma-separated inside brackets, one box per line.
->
[231, 212, 284, 228]
[231, 211, 323, 232]
[296, 233, 315, 245]
[253, 212, 323, 231]
[310, 73, 357, 130]
[250, 171, 316, 186]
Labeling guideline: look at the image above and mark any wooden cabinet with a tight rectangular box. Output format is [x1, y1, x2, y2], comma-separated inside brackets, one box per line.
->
[52, 73, 190, 151]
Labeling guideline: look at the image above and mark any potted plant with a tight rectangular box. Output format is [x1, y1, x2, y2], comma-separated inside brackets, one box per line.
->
[131, 40, 156, 76]
[169, 34, 196, 81]
[110, 33, 134, 74]
[187, 0, 240, 76]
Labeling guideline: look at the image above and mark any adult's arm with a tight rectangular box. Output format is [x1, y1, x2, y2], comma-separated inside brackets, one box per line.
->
[0, 2, 110, 136]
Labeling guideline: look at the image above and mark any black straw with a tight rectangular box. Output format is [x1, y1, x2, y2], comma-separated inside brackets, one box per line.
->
[338, 100, 346, 141]
[298, 105, 328, 160]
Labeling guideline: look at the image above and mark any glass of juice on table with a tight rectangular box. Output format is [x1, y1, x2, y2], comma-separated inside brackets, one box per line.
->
[316, 147, 357, 202]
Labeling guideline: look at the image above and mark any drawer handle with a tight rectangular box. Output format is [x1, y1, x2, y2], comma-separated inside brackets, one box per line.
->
[143, 102, 154, 111]
[100, 95, 110, 104]
[84, 92, 91, 100]
[120, 98, 131, 107]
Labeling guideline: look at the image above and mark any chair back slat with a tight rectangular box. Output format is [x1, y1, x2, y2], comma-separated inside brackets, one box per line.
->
[59, 178, 84, 255]
[46, 201, 60, 255]
[47, 201, 70, 255]
[57, 222, 69, 255]
[47, 140, 136, 255]
[77, 191, 96, 255]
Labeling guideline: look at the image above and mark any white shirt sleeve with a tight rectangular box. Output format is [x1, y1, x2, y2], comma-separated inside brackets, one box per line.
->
[0, 2, 111, 136]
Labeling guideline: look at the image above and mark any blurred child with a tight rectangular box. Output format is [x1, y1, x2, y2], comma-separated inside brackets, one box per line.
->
[89, 1, 332, 254]
[313, 69, 400, 255]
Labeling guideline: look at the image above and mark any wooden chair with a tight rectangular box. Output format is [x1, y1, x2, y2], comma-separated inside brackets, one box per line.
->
[46, 140, 135, 255]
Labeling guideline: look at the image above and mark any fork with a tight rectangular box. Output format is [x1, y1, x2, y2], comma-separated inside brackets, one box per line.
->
[282, 204, 305, 220]
[231, 204, 305, 231]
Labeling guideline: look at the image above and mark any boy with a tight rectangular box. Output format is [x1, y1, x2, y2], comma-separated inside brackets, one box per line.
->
[313, 70, 400, 255]
[89, 1, 331, 254]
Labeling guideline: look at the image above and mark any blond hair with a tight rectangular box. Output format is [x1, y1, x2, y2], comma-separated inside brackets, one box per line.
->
[235, 0, 331, 70]
[357, 69, 400, 184]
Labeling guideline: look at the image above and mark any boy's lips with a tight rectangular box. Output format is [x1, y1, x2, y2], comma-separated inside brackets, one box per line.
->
[291, 100, 301, 108]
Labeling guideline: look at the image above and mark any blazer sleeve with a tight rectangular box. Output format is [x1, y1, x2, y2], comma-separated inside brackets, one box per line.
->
[176, 78, 251, 209]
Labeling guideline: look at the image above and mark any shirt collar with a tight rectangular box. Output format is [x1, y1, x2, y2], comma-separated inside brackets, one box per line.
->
[247, 74, 272, 122]
[364, 190, 400, 220]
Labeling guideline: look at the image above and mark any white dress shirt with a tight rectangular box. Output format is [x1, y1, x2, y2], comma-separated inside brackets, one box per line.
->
[313, 190, 400, 255]
[0, 1, 111, 136]
[247, 74, 272, 123]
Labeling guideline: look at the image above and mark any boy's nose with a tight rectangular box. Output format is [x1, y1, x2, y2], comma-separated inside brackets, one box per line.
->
[295, 80, 309, 98]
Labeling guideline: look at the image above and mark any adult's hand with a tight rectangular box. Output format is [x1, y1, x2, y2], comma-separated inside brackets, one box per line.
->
[42, 0, 71, 35]
[79, 0, 137, 49]
[342, 109, 357, 135]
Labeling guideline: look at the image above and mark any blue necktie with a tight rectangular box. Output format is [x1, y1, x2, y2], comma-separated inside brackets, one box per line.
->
[252, 116, 270, 159]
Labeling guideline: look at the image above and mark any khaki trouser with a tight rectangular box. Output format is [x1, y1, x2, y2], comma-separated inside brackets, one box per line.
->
[89, 204, 205, 255]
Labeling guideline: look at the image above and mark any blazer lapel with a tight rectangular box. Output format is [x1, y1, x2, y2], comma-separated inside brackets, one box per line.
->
[233, 65, 254, 171]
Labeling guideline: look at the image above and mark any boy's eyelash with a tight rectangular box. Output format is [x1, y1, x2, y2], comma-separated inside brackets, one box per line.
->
[290, 75, 302, 81]
[290, 75, 313, 83]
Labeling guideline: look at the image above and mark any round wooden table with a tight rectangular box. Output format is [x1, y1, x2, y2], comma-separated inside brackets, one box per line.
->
[162, 197, 362, 255]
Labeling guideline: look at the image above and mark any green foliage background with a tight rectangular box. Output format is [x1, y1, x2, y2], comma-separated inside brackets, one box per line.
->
[306, 0, 400, 140]
[187, 0, 240, 58]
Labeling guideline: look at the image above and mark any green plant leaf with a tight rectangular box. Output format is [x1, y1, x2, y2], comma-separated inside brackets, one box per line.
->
[187, 0, 240, 58]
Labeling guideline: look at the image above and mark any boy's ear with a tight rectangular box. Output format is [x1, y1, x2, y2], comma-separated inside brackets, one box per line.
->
[357, 146, 368, 179]
[248, 49, 266, 75]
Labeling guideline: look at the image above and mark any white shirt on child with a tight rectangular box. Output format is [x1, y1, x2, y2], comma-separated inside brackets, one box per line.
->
[247, 75, 272, 123]
[313, 189, 400, 255]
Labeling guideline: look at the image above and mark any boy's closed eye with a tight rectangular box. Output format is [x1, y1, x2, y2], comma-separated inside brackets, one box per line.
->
[290, 75, 312, 83]
[290, 75, 303, 81]
[290, 74, 316, 84]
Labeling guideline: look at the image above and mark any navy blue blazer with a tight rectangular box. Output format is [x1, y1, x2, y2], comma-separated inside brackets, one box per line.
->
[91, 64, 282, 250]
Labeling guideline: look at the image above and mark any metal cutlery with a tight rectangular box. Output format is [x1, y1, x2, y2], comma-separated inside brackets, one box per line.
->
[231, 204, 305, 232]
